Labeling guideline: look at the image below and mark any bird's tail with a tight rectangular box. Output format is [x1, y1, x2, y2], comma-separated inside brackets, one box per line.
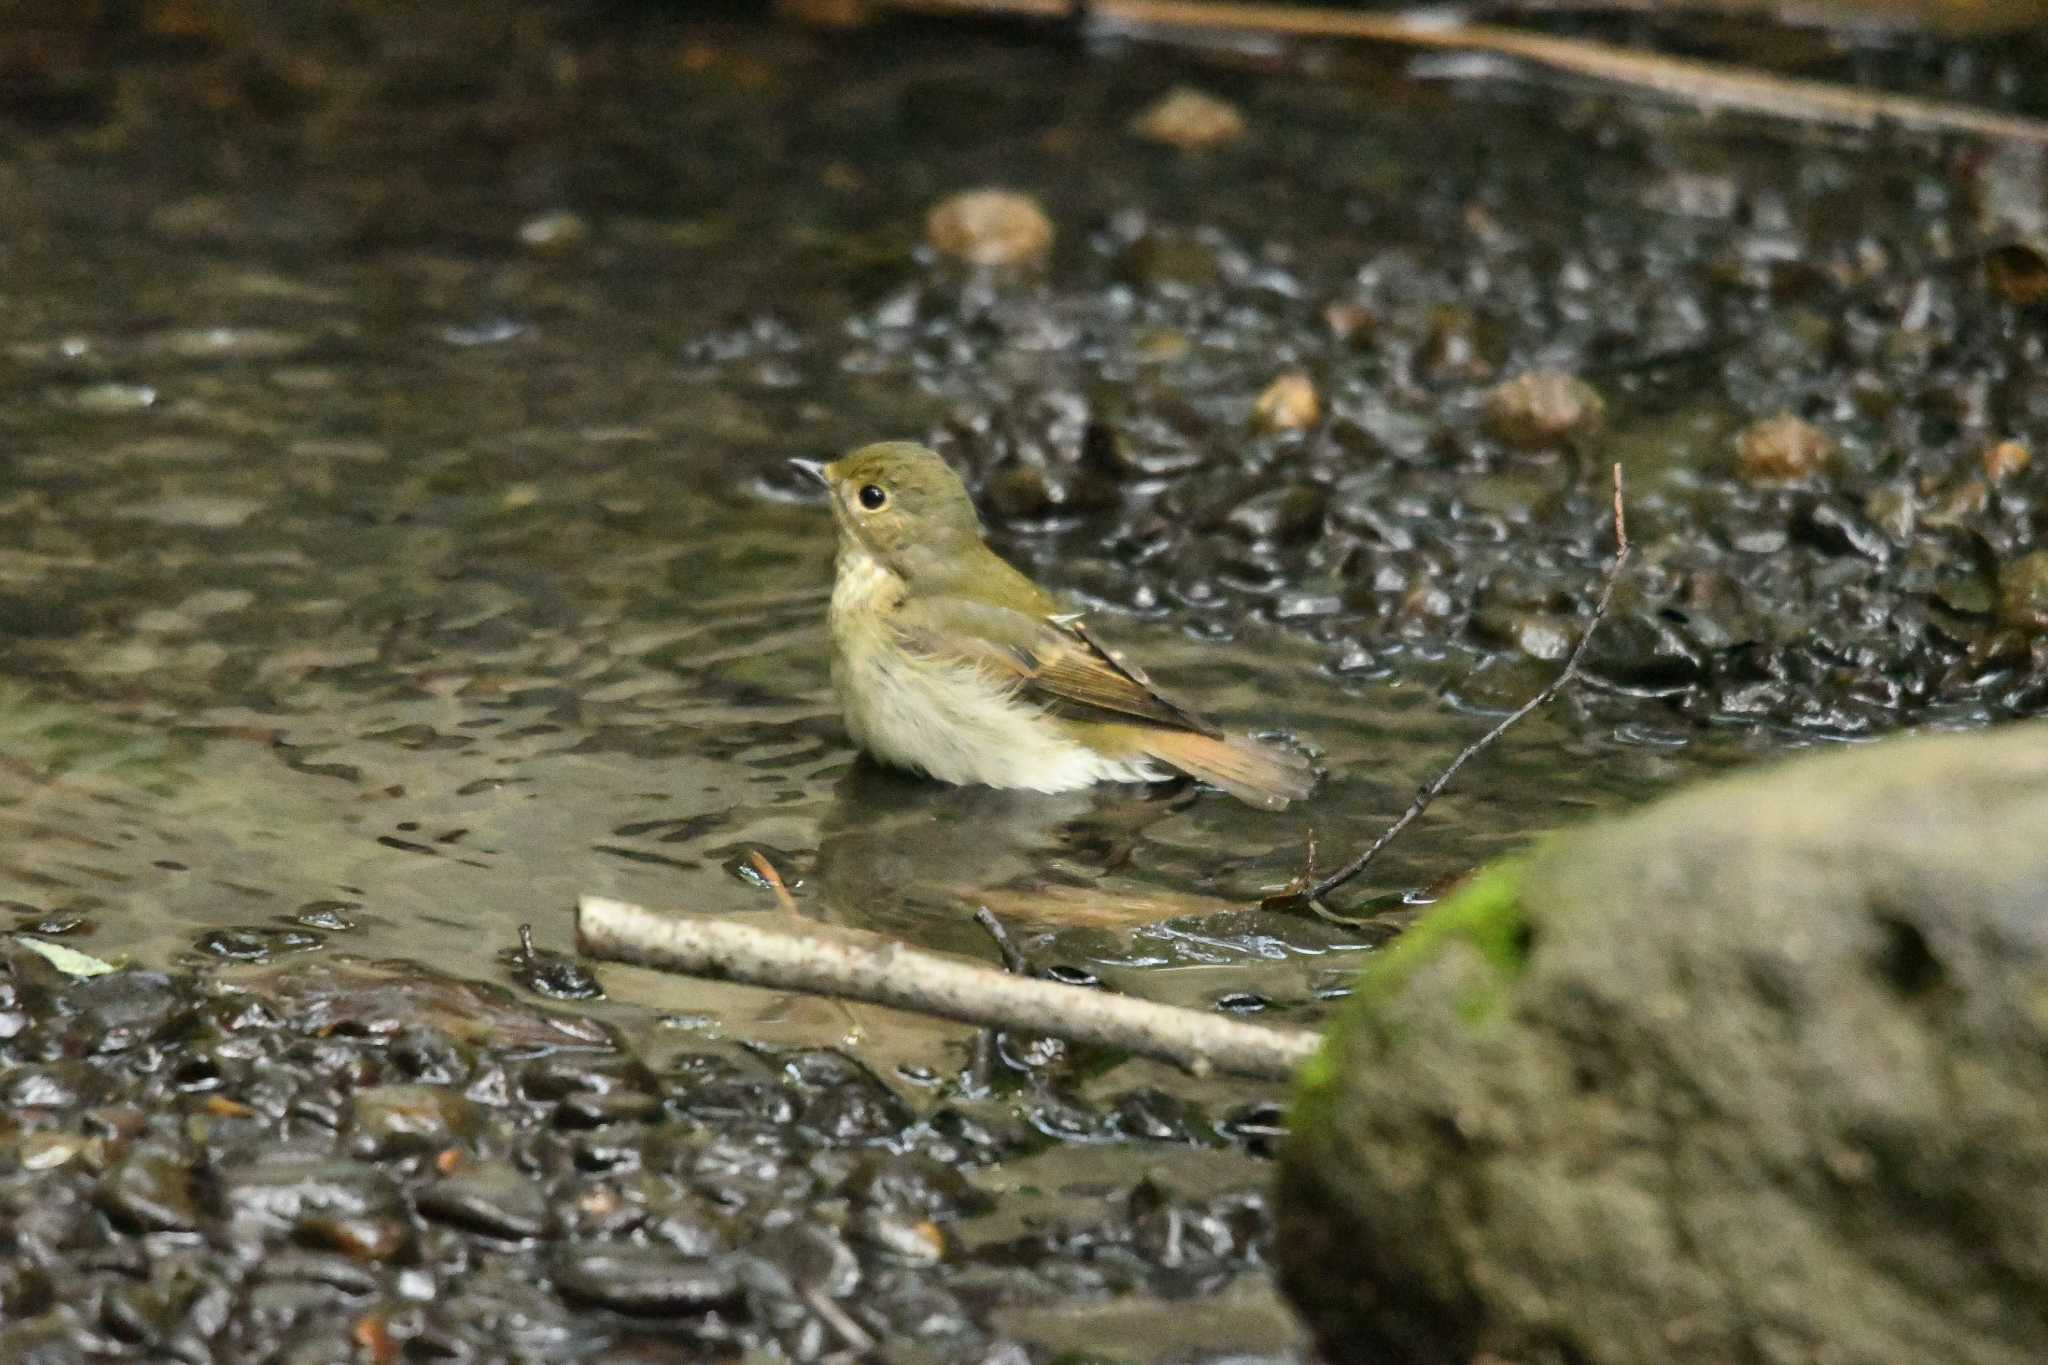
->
[1141, 730, 1316, 811]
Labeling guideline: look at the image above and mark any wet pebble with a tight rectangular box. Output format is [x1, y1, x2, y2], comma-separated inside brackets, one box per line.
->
[1323, 298, 1376, 343]
[1735, 413, 1831, 484]
[1925, 478, 1990, 527]
[1473, 604, 1575, 662]
[8, 1063, 102, 1110]
[523, 1052, 654, 1101]
[295, 1213, 413, 1262]
[643, 1194, 735, 1258]
[756, 1222, 862, 1294]
[557, 1087, 663, 1127]
[1110, 1088, 1208, 1144]
[1218, 1101, 1289, 1153]
[843, 1152, 988, 1220]
[1224, 485, 1327, 545]
[1130, 86, 1245, 150]
[517, 210, 589, 253]
[1419, 306, 1491, 381]
[1582, 610, 1709, 694]
[858, 1210, 946, 1265]
[984, 460, 1056, 521]
[1862, 485, 1916, 542]
[289, 901, 357, 932]
[1274, 590, 1344, 620]
[3, 1311, 96, 1365]
[500, 925, 603, 1001]
[1985, 241, 2048, 306]
[221, 1159, 404, 1236]
[926, 189, 1053, 267]
[190, 926, 321, 962]
[99, 1147, 201, 1233]
[1997, 551, 2048, 633]
[1792, 497, 1891, 563]
[257, 1249, 383, 1296]
[387, 1027, 469, 1085]
[1117, 231, 1223, 291]
[350, 1083, 477, 1158]
[1395, 579, 1459, 629]
[552, 1246, 743, 1315]
[417, 1160, 552, 1239]
[1982, 438, 2030, 482]
[98, 1279, 173, 1348]
[19, 1131, 91, 1171]
[1483, 369, 1605, 449]
[64, 970, 180, 1033]
[1252, 373, 1319, 432]
[798, 1078, 913, 1145]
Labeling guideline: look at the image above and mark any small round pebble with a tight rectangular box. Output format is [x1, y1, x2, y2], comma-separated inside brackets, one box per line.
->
[1735, 413, 1831, 484]
[416, 1161, 552, 1240]
[1997, 550, 2048, 634]
[1982, 438, 2030, 482]
[517, 211, 589, 253]
[925, 189, 1053, 267]
[1253, 373, 1319, 432]
[1130, 87, 1245, 150]
[1484, 370, 1606, 449]
[552, 1246, 741, 1314]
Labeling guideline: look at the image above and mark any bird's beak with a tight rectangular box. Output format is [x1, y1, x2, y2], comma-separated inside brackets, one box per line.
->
[788, 458, 828, 486]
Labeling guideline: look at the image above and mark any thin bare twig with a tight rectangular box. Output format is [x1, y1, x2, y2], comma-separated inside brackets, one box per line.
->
[747, 849, 801, 916]
[974, 905, 1031, 975]
[578, 894, 1321, 1080]
[868, 0, 2048, 145]
[1300, 464, 1630, 907]
[966, 906, 1024, 1089]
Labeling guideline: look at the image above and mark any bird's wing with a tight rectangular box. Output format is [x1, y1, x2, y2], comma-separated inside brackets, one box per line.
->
[891, 595, 1222, 737]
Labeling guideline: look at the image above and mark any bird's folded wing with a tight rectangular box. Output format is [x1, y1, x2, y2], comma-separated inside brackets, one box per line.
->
[891, 596, 1221, 736]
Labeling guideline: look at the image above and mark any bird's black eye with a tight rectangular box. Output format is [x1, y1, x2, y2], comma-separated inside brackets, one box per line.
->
[858, 484, 888, 511]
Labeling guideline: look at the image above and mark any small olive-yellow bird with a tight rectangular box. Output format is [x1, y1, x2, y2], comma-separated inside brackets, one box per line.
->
[793, 442, 1314, 810]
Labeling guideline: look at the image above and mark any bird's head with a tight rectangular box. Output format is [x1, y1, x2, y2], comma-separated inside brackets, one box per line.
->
[793, 441, 986, 579]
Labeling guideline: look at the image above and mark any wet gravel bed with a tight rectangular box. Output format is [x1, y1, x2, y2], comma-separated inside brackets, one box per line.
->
[732, 177, 2048, 740]
[693, 26, 2048, 743]
[0, 942, 1296, 1364]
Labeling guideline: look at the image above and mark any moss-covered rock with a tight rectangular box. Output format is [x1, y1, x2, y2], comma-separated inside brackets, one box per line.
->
[1279, 725, 2048, 1365]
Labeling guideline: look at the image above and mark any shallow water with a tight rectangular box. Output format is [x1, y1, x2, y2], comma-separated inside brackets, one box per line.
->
[2, 7, 2042, 1357]
[0, 13, 1803, 1051]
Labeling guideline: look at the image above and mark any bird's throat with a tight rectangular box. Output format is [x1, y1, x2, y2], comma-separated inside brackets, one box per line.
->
[830, 542, 903, 626]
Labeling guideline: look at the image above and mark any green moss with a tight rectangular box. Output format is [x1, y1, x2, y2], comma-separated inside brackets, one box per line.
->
[1294, 1037, 1336, 1097]
[1290, 857, 1535, 1131]
[1355, 858, 1532, 1009]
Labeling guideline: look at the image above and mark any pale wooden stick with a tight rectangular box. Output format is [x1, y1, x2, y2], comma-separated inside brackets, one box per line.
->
[577, 894, 1322, 1080]
[871, 0, 2048, 145]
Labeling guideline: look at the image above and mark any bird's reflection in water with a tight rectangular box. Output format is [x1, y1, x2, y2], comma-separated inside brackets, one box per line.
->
[809, 761, 1230, 958]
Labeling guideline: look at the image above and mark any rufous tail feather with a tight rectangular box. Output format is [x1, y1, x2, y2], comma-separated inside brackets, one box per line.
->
[1141, 730, 1315, 811]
